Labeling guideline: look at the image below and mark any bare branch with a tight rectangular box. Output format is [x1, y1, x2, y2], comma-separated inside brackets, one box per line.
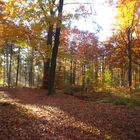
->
[64, 2, 92, 5]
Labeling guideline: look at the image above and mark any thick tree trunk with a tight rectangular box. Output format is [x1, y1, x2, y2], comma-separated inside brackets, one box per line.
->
[47, 0, 64, 95]
[42, 59, 50, 88]
[41, 25, 53, 88]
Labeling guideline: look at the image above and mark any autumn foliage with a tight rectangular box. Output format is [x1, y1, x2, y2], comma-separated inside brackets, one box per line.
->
[0, 0, 140, 139]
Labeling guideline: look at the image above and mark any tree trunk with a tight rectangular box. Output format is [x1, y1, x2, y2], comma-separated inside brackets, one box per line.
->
[109, 65, 113, 86]
[82, 64, 86, 89]
[3, 50, 6, 86]
[29, 48, 34, 87]
[120, 65, 125, 87]
[42, 24, 53, 88]
[47, 0, 64, 95]
[72, 61, 76, 85]
[128, 44, 132, 92]
[6, 47, 9, 86]
[64, 59, 66, 86]
[70, 60, 73, 85]
[42, 59, 50, 88]
[16, 47, 20, 86]
[24, 64, 27, 87]
[95, 62, 99, 87]
[102, 56, 105, 85]
[127, 28, 132, 93]
[8, 45, 12, 87]
[134, 66, 138, 89]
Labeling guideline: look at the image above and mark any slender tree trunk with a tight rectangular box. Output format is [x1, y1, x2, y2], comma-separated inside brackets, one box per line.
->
[128, 44, 132, 92]
[8, 45, 12, 87]
[16, 47, 20, 86]
[72, 61, 76, 85]
[109, 65, 113, 87]
[47, 0, 64, 95]
[3, 50, 6, 87]
[127, 29, 132, 93]
[134, 67, 138, 89]
[120, 65, 125, 87]
[37, 65, 40, 87]
[102, 56, 105, 86]
[29, 48, 34, 87]
[24, 64, 27, 87]
[95, 61, 99, 87]
[82, 64, 86, 89]
[6, 47, 9, 86]
[70, 60, 73, 85]
[64, 59, 66, 86]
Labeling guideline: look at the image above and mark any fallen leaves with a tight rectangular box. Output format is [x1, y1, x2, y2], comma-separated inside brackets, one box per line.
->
[0, 88, 140, 139]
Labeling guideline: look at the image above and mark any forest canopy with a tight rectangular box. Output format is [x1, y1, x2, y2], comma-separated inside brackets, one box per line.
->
[0, 0, 140, 94]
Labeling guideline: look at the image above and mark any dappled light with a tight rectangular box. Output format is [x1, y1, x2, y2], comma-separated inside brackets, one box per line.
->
[0, 89, 104, 139]
[0, 0, 140, 139]
[0, 88, 140, 139]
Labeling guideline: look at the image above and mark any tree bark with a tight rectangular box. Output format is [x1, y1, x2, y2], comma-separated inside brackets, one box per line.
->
[16, 47, 20, 86]
[42, 58, 50, 88]
[120, 65, 125, 87]
[127, 28, 132, 93]
[8, 45, 12, 87]
[70, 60, 73, 85]
[42, 25, 53, 88]
[72, 61, 76, 85]
[6, 47, 9, 86]
[29, 48, 34, 87]
[102, 56, 105, 85]
[82, 64, 86, 89]
[3, 49, 6, 86]
[47, 0, 64, 95]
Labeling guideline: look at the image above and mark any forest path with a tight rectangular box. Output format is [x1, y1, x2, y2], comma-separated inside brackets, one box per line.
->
[0, 88, 140, 140]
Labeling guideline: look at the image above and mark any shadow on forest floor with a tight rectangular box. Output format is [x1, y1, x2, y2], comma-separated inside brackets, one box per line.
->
[75, 91, 140, 107]
[0, 87, 140, 139]
[0, 100, 99, 140]
[63, 86, 140, 107]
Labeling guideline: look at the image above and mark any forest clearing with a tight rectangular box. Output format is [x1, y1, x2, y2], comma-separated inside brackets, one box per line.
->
[0, 0, 140, 139]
